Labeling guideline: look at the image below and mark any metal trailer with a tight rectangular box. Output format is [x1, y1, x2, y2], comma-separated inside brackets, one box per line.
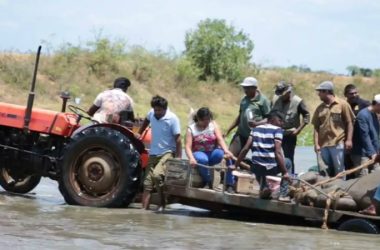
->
[163, 159, 380, 234]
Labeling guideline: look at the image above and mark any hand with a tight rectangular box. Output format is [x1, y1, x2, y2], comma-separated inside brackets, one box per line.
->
[228, 164, 237, 170]
[189, 158, 197, 167]
[314, 144, 321, 153]
[224, 150, 234, 159]
[345, 140, 353, 151]
[223, 130, 230, 138]
[371, 154, 377, 160]
[248, 121, 258, 128]
[291, 129, 300, 136]
[282, 172, 291, 182]
[375, 154, 380, 163]
[134, 133, 141, 139]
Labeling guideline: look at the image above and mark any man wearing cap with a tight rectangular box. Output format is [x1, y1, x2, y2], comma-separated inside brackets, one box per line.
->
[312, 81, 355, 177]
[271, 81, 310, 173]
[351, 94, 380, 176]
[225, 77, 271, 156]
[87, 77, 134, 124]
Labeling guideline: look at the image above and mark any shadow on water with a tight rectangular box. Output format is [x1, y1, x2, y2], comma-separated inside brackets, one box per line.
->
[161, 202, 319, 230]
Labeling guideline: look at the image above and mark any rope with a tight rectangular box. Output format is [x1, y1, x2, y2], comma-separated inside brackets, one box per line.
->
[313, 159, 375, 188]
[321, 189, 348, 229]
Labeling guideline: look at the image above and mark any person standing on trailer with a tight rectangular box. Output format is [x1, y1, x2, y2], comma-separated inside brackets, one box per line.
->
[312, 81, 355, 177]
[271, 81, 310, 173]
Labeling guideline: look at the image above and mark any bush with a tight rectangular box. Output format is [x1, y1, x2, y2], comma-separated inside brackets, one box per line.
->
[184, 18, 254, 82]
[175, 56, 202, 84]
[0, 54, 33, 90]
[85, 36, 127, 78]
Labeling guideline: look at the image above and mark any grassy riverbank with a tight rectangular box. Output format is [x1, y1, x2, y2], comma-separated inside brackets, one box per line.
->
[1, 41, 379, 145]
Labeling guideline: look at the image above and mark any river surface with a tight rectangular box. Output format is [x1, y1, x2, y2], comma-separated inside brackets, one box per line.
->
[0, 147, 379, 249]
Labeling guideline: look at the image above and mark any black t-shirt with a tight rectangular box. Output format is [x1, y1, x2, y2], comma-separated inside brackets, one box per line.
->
[350, 97, 370, 115]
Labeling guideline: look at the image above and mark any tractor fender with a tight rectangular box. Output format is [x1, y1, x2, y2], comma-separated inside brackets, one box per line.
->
[73, 123, 147, 154]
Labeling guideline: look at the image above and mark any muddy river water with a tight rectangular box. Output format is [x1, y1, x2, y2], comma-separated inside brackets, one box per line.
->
[0, 147, 379, 249]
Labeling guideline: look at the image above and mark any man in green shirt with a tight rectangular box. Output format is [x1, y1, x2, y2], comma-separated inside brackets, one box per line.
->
[225, 77, 271, 156]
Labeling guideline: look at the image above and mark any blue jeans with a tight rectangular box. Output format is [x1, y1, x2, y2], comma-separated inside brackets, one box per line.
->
[320, 143, 345, 177]
[251, 158, 292, 197]
[374, 185, 380, 202]
[225, 159, 235, 186]
[193, 148, 224, 184]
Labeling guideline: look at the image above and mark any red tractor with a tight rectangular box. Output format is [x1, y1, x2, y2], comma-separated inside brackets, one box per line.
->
[0, 46, 150, 207]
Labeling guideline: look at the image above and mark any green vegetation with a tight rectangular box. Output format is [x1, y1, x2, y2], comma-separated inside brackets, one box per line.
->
[1, 21, 380, 146]
[184, 19, 254, 82]
[346, 65, 380, 77]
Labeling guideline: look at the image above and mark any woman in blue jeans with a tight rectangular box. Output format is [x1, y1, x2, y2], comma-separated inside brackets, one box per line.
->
[185, 107, 233, 188]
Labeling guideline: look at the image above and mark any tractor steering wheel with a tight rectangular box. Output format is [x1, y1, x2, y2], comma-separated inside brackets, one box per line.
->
[68, 105, 94, 123]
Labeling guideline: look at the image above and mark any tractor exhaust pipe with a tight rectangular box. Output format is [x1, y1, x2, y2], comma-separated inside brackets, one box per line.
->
[23, 45, 42, 132]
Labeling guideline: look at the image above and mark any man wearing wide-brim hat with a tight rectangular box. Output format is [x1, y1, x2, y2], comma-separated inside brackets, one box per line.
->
[312, 81, 355, 178]
[271, 81, 310, 173]
[225, 77, 271, 156]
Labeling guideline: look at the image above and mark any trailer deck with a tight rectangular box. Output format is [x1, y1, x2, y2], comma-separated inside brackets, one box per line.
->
[163, 159, 380, 233]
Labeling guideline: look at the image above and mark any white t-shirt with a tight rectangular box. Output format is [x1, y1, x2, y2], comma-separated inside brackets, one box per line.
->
[147, 108, 181, 156]
[93, 88, 134, 123]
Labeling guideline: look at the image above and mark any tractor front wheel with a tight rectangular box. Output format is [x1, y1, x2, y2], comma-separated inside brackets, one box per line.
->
[58, 127, 141, 207]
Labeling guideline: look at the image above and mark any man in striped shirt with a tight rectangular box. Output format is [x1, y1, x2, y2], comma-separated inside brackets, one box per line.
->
[235, 110, 292, 202]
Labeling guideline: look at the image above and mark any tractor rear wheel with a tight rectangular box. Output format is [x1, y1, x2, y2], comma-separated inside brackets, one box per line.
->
[58, 127, 141, 207]
[0, 166, 41, 194]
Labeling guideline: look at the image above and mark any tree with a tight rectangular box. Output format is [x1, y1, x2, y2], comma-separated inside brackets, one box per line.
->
[360, 68, 373, 77]
[346, 65, 360, 76]
[346, 65, 373, 77]
[184, 19, 254, 81]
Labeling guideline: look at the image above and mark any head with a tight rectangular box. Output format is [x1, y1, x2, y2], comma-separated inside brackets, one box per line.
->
[315, 81, 334, 102]
[275, 80, 292, 101]
[344, 84, 359, 104]
[267, 110, 284, 127]
[150, 95, 168, 119]
[113, 77, 131, 92]
[372, 94, 380, 114]
[240, 77, 258, 98]
[194, 107, 213, 128]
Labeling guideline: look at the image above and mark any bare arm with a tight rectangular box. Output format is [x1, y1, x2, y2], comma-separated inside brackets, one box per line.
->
[274, 140, 287, 175]
[225, 114, 240, 137]
[214, 121, 233, 157]
[346, 121, 353, 141]
[174, 134, 182, 158]
[248, 118, 267, 128]
[185, 129, 196, 165]
[343, 103, 354, 150]
[235, 136, 253, 170]
[294, 101, 310, 135]
[87, 104, 99, 116]
[137, 118, 150, 135]
[314, 127, 320, 153]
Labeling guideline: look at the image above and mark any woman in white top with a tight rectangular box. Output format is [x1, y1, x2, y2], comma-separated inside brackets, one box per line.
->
[185, 107, 233, 188]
